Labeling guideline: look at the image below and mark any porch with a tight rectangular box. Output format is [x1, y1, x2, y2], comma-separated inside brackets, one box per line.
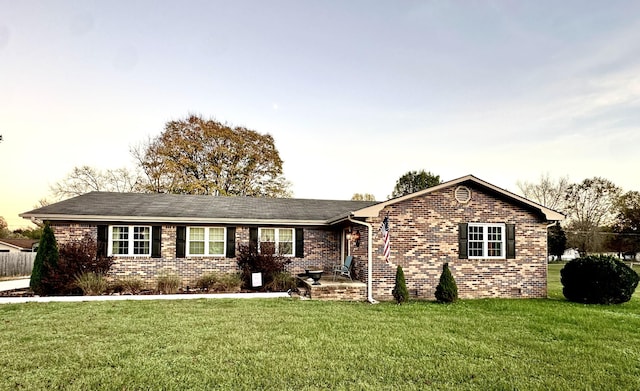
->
[296, 274, 367, 301]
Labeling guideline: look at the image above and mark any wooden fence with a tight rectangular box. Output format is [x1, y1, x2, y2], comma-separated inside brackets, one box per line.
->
[0, 253, 35, 277]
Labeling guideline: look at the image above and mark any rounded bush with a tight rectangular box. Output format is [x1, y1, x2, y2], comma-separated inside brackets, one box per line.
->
[561, 255, 639, 304]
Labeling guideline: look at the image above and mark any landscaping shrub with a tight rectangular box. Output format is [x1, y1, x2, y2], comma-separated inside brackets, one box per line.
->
[195, 272, 242, 292]
[561, 255, 639, 304]
[435, 262, 458, 303]
[42, 233, 113, 295]
[156, 273, 181, 294]
[75, 272, 108, 296]
[30, 222, 59, 295]
[109, 277, 145, 295]
[236, 244, 292, 291]
[195, 273, 219, 291]
[265, 272, 297, 292]
[392, 265, 409, 304]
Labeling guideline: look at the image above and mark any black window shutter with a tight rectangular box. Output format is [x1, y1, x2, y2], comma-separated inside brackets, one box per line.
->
[249, 227, 258, 252]
[226, 227, 236, 258]
[97, 225, 108, 257]
[458, 223, 468, 259]
[295, 228, 304, 258]
[176, 226, 186, 258]
[506, 224, 516, 259]
[151, 226, 162, 258]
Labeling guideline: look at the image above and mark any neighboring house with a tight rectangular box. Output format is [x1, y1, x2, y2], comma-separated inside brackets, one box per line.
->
[0, 238, 38, 253]
[20, 175, 563, 300]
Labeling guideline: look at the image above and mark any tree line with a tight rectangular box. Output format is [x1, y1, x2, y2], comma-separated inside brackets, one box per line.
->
[6, 111, 638, 259]
[518, 174, 639, 257]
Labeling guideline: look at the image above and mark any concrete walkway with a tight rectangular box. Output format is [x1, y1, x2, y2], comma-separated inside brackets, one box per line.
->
[0, 278, 30, 292]
[0, 278, 290, 304]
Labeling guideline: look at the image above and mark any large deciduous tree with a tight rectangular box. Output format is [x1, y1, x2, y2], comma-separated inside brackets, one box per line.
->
[351, 193, 376, 201]
[132, 115, 291, 197]
[390, 170, 441, 199]
[564, 177, 621, 255]
[50, 165, 143, 199]
[610, 191, 640, 255]
[517, 173, 570, 212]
[0, 217, 10, 238]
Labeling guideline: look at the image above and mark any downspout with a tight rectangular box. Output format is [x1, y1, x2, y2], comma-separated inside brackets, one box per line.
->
[348, 217, 378, 304]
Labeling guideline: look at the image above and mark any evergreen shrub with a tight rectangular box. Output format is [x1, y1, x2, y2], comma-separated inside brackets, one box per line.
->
[561, 255, 639, 304]
[30, 222, 59, 295]
[392, 265, 409, 304]
[435, 262, 458, 303]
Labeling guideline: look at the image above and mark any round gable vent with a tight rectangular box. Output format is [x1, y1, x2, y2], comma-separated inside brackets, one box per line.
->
[455, 186, 471, 203]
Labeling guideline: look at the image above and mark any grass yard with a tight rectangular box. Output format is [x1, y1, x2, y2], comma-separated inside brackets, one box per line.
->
[1, 265, 639, 390]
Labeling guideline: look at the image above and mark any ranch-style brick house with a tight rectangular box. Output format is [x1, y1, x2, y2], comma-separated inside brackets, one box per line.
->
[20, 175, 563, 301]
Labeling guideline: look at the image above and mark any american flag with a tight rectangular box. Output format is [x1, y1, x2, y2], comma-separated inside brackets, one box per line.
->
[381, 215, 391, 262]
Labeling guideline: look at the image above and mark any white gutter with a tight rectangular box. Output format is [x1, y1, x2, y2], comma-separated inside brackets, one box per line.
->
[348, 217, 378, 304]
[19, 214, 329, 227]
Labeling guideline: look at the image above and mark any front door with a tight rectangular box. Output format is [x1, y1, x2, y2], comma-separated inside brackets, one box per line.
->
[341, 227, 352, 262]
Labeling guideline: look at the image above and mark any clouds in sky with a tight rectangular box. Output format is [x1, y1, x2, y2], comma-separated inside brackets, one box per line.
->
[1, 0, 640, 228]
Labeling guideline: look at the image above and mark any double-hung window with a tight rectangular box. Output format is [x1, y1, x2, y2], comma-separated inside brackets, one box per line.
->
[109, 226, 151, 256]
[187, 227, 226, 256]
[467, 223, 506, 259]
[259, 228, 294, 256]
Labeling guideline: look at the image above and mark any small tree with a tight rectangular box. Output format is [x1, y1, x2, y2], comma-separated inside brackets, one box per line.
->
[435, 263, 458, 303]
[392, 265, 409, 304]
[390, 170, 441, 198]
[30, 222, 59, 295]
[42, 233, 113, 295]
[236, 244, 292, 291]
[548, 223, 567, 261]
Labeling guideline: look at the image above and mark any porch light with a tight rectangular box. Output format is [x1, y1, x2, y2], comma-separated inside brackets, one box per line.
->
[352, 230, 361, 247]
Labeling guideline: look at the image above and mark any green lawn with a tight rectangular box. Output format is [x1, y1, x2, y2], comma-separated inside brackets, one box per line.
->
[1, 266, 639, 390]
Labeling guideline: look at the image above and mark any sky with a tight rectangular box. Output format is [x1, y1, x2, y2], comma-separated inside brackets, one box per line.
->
[2, 0, 640, 230]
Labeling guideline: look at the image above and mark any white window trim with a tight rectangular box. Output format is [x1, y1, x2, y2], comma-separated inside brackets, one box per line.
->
[468, 223, 506, 259]
[108, 225, 152, 257]
[258, 227, 295, 257]
[186, 227, 227, 257]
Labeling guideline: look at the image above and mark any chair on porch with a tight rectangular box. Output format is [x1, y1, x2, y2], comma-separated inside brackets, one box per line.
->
[333, 255, 353, 280]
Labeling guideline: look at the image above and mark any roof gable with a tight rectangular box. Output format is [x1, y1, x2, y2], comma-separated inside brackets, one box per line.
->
[353, 175, 564, 221]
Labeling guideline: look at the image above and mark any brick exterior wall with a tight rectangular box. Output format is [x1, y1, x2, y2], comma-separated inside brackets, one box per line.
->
[49, 223, 343, 287]
[365, 183, 548, 300]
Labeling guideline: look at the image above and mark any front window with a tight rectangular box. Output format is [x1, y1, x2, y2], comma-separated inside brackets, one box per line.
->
[109, 226, 151, 256]
[187, 227, 226, 256]
[468, 223, 505, 259]
[259, 228, 294, 256]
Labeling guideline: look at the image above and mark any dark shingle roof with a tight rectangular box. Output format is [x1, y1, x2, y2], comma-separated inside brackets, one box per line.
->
[0, 238, 39, 250]
[21, 192, 378, 225]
